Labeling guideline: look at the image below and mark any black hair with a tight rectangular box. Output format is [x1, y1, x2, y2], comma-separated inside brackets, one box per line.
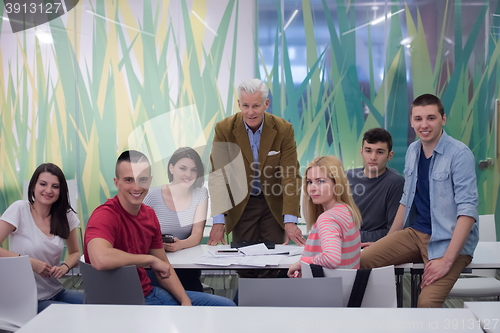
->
[27, 163, 75, 239]
[362, 128, 393, 152]
[411, 93, 445, 117]
[168, 147, 205, 189]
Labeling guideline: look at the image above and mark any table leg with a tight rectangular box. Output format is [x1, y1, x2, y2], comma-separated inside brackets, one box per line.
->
[395, 267, 404, 308]
[410, 268, 423, 308]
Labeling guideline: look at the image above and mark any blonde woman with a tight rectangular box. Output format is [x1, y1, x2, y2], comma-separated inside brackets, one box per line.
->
[288, 156, 361, 278]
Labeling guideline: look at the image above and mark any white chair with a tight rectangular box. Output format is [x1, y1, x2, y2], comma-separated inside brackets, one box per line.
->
[448, 214, 500, 299]
[0, 256, 37, 331]
[238, 276, 343, 307]
[301, 263, 397, 307]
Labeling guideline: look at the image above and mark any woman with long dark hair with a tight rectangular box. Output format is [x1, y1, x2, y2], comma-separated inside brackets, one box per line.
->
[0, 163, 83, 312]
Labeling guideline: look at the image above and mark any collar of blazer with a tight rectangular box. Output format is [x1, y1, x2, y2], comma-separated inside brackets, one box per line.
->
[232, 112, 278, 172]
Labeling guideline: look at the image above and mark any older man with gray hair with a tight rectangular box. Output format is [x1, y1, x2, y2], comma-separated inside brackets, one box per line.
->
[208, 78, 305, 260]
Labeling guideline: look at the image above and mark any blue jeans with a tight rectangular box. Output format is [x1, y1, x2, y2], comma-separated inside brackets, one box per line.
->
[144, 287, 235, 306]
[38, 288, 84, 312]
[146, 268, 203, 292]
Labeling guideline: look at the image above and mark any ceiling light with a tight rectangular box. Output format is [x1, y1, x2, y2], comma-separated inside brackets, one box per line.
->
[86, 10, 155, 37]
[191, 10, 218, 36]
[342, 9, 404, 35]
[283, 9, 299, 31]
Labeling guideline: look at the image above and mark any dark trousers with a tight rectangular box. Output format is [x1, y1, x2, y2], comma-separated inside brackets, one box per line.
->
[232, 194, 285, 244]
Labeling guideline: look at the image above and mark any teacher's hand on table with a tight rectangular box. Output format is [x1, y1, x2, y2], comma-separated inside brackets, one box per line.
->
[283, 223, 306, 246]
[208, 224, 227, 245]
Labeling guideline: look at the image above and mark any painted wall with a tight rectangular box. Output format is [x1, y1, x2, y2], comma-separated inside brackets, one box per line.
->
[256, 0, 499, 235]
[0, 0, 254, 224]
[1, 0, 499, 236]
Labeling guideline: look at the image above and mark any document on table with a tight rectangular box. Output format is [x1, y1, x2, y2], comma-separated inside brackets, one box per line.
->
[238, 243, 272, 256]
[237, 255, 283, 267]
[191, 244, 302, 267]
[192, 253, 240, 266]
[273, 245, 303, 257]
[192, 254, 284, 267]
[238, 243, 304, 256]
[209, 248, 244, 258]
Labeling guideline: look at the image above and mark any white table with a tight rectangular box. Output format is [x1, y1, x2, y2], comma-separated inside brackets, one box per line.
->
[464, 302, 500, 333]
[18, 304, 484, 333]
[166, 244, 301, 269]
[167, 245, 412, 306]
[167, 243, 500, 307]
[467, 242, 500, 268]
[411, 242, 500, 270]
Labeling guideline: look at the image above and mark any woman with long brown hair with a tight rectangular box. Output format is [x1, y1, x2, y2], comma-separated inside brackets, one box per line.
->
[0, 163, 83, 312]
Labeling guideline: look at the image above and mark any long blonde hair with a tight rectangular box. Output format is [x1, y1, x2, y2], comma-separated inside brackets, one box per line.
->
[302, 156, 362, 231]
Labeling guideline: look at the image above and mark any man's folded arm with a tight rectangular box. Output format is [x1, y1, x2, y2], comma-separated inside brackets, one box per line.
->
[148, 248, 192, 306]
[87, 238, 158, 270]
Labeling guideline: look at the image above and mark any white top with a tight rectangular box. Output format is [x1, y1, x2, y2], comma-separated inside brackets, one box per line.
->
[1, 200, 80, 300]
[143, 186, 208, 239]
[17, 304, 484, 333]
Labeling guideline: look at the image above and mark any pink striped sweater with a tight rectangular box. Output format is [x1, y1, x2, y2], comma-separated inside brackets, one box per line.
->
[301, 203, 361, 269]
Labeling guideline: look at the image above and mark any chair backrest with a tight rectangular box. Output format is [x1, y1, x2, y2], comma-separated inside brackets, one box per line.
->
[301, 263, 397, 307]
[478, 214, 497, 242]
[0, 256, 37, 328]
[471, 214, 497, 277]
[238, 276, 343, 307]
[23, 179, 78, 208]
[79, 261, 145, 305]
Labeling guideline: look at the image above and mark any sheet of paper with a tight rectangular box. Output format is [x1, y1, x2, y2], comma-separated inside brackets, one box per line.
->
[192, 253, 242, 266]
[287, 248, 304, 256]
[236, 255, 283, 267]
[273, 245, 304, 256]
[191, 244, 303, 267]
[207, 247, 244, 258]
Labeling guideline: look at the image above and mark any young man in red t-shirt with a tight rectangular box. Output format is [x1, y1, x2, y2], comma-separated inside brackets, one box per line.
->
[84, 150, 234, 306]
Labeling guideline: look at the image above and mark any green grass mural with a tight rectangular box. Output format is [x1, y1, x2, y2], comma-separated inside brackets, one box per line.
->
[0, 0, 242, 225]
[256, 0, 499, 234]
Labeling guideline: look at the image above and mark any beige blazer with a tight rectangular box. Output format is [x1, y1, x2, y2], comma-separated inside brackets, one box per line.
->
[209, 112, 301, 233]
